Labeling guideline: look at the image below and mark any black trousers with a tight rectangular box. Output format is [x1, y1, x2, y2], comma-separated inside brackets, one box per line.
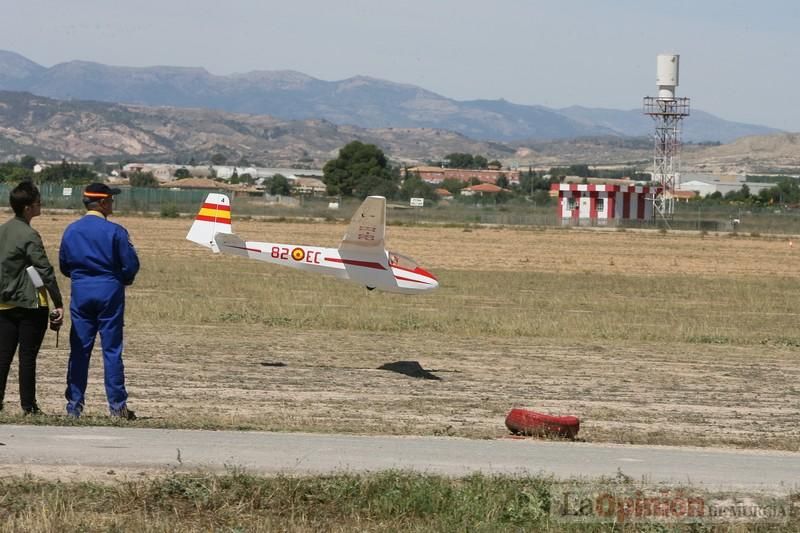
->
[0, 307, 48, 411]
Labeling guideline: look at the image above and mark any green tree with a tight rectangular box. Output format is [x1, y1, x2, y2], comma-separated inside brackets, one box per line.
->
[92, 157, 107, 174]
[753, 180, 800, 206]
[496, 174, 509, 189]
[323, 141, 396, 198]
[445, 153, 474, 169]
[520, 170, 553, 196]
[532, 189, 552, 205]
[439, 177, 467, 195]
[569, 164, 591, 177]
[473, 155, 488, 169]
[0, 162, 34, 183]
[129, 171, 159, 188]
[353, 174, 399, 198]
[20, 155, 37, 170]
[724, 184, 751, 204]
[444, 153, 490, 169]
[776, 179, 800, 204]
[267, 174, 292, 195]
[39, 160, 97, 184]
[174, 168, 190, 179]
[399, 174, 437, 201]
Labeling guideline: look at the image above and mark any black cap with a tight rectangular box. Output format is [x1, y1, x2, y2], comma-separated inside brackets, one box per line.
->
[83, 182, 121, 202]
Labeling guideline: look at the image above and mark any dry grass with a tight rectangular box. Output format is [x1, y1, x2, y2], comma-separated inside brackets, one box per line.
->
[1, 471, 796, 532]
[2, 212, 799, 451]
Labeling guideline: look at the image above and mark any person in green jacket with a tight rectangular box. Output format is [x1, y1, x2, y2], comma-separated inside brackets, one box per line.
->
[0, 182, 64, 414]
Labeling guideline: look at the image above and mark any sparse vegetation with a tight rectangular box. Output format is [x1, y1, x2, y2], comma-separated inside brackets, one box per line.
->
[1, 214, 796, 453]
[159, 203, 179, 218]
[0, 471, 558, 532]
[0, 471, 796, 531]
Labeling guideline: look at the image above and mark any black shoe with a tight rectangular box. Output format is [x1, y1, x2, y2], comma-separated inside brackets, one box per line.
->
[22, 403, 42, 415]
[110, 406, 136, 420]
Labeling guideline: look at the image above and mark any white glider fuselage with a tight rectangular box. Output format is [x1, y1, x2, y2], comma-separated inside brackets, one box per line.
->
[187, 194, 438, 294]
[214, 235, 437, 294]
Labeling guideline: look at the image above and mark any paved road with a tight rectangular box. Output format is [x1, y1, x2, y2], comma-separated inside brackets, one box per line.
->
[1, 425, 798, 492]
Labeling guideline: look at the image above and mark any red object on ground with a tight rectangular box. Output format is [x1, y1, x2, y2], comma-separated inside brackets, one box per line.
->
[505, 408, 580, 439]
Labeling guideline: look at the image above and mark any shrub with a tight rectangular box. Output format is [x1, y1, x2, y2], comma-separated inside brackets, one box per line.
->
[160, 203, 179, 218]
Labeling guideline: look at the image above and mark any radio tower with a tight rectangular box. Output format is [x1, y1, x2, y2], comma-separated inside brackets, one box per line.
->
[643, 54, 690, 219]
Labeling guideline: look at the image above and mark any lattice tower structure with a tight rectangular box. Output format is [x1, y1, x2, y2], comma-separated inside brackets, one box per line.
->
[643, 97, 690, 218]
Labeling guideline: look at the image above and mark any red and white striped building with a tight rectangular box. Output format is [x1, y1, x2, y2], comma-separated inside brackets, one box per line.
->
[551, 183, 662, 225]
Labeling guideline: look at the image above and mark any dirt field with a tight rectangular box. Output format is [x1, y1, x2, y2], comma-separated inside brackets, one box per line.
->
[2, 212, 799, 451]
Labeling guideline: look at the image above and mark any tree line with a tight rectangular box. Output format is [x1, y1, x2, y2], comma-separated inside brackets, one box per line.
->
[0, 158, 97, 184]
[4, 147, 799, 208]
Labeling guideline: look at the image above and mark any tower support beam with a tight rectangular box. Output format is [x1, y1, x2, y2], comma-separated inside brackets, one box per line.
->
[643, 96, 690, 219]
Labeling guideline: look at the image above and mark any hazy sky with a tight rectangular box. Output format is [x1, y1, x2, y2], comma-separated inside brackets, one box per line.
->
[2, 0, 798, 131]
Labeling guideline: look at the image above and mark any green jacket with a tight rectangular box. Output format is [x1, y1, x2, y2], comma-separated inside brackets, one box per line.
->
[0, 216, 63, 309]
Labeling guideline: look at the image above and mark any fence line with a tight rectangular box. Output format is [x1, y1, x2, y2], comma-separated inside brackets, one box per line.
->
[1, 183, 799, 234]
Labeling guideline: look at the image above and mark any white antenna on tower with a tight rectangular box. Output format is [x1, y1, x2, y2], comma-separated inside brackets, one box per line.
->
[643, 53, 690, 220]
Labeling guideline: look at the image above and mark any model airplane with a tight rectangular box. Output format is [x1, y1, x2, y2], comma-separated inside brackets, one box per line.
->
[187, 193, 438, 294]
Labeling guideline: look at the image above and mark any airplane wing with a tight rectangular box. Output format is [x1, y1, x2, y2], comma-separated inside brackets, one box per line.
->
[339, 196, 386, 252]
[214, 233, 250, 258]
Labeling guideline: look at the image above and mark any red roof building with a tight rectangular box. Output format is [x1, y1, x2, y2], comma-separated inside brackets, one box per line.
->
[406, 166, 520, 185]
[434, 188, 453, 199]
[460, 183, 511, 196]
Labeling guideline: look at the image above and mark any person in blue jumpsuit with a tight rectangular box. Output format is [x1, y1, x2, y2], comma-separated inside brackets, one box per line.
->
[59, 183, 140, 419]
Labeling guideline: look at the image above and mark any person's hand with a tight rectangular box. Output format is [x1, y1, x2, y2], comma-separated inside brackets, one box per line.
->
[49, 307, 64, 329]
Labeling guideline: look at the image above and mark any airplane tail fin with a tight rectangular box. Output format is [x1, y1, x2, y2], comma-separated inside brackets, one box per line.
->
[186, 193, 232, 252]
[339, 196, 386, 252]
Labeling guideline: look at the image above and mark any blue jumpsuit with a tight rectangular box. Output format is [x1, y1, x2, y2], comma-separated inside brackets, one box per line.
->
[59, 212, 139, 416]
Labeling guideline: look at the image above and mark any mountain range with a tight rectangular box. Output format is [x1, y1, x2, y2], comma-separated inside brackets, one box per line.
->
[0, 50, 779, 144]
[0, 90, 517, 167]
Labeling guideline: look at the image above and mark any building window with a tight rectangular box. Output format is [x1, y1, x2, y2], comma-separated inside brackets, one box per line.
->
[567, 198, 576, 210]
[596, 198, 605, 212]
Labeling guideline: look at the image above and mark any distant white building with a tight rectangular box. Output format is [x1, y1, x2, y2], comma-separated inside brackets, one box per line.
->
[212, 166, 258, 180]
[212, 166, 323, 181]
[290, 177, 327, 196]
[120, 163, 323, 184]
[256, 167, 324, 179]
[677, 173, 774, 197]
[122, 163, 146, 174]
[151, 165, 178, 182]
